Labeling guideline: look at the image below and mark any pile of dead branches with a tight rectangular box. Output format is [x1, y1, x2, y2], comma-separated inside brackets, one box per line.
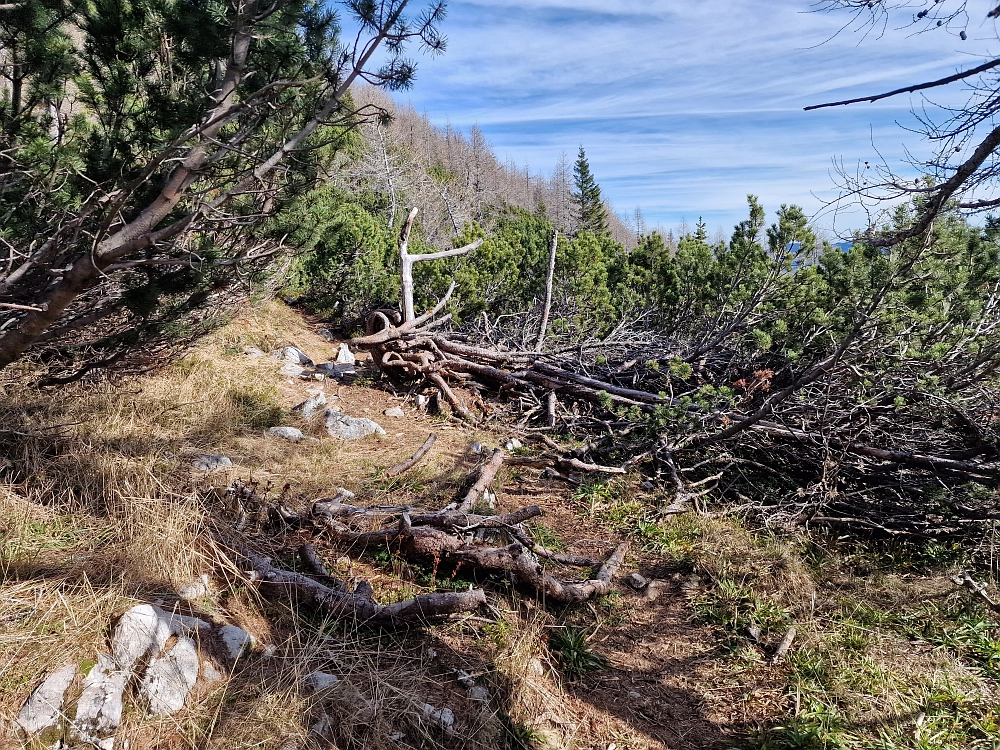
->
[226, 442, 628, 627]
[346, 217, 999, 544]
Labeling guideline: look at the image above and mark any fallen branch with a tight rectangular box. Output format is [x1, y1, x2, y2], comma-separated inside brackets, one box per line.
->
[231, 545, 487, 627]
[385, 433, 437, 477]
[454, 448, 506, 512]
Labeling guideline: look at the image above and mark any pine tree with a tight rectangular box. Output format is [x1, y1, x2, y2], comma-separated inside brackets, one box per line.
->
[572, 146, 608, 234]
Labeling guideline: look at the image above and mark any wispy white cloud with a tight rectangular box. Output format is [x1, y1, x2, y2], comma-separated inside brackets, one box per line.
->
[395, 0, 992, 235]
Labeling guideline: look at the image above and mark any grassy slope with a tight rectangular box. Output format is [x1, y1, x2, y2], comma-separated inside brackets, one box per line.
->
[0, 300, 997, 750]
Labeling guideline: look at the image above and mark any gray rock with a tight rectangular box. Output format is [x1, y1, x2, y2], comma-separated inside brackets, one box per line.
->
[273, 346, 313, 366]
[504, 438, 523, 451]
[73, 654, 129, 750]
[303, 671, 340, 693]
[455, 670, 475, 687]
[627, 572, 649, 590]
[310, 713, 334, 736]
[414, 394, 428, 408]
[644, 580, 665, 602]
[383, 406, 405, 418]
[244, 346, 266, 358]
[293, 390, 327, 419]
[267, 426, 312, 443]
[420, 702, 455, 730]
[317, 328, 335, 341]
[111, 604, 210, 670]
[191, 453, 232, 472]
[335, 343, 356, 365]
[314, 362, 356, 379]
[469, 442, 485, 455]
[16, 663, 77, 734]
[177, 575, 209, 601]
[280, 362, 308, 378]
[218, 625, 255, 660]
[324, 410, 386, 440]
[468, 685, 491, 702]
[140, 636, 200, 716]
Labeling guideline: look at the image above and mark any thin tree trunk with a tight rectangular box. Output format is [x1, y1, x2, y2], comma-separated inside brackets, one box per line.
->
[535, 229, 558, 352]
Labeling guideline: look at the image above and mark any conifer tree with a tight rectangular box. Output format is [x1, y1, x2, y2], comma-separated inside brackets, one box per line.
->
[572, 146, 608, 234]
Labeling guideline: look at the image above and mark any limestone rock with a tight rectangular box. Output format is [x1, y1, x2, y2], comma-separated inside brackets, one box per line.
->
[244, 346, 266, 358]
[383, 406, 405, 418]
[280, 362, 308, 378]
[626, 572, 649, 591]
[267, 426, 312, 442]
[16, 663, 77, 734]
[293, 390, 327, 419]
[335, 343, 356, 365]
[304, 671, 340, 693]
[324, 410, 385, 440]
[191, 453, 232, 472]
[73, 654, 129, 750]
[273, 346, 313, 366]
[218, 624, 255, 660]
[140, 636, 200, 716]
[314, 362, 356, 379]
[504, 438, 523, 451]
[420, 703, 455, 730]
[111, 604, 210, 670]
[177, 575, 209, 601]
[468, 685, 490, 702]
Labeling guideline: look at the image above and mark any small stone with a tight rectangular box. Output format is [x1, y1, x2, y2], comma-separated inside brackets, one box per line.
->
[243, 346, 265, 358]
[267, 426, 313, 443]
[201, 660, 226, 683]
[468, 685, 490, 702]
[420, 703, 455, 730]
[388, 731, 406, 742]
[191, 453, 232, 472]
[280, 362, 308, 378]
[111, 604, 210, 669]
[526, 658, 545, 677]
[217, 625, 255, 660]
[317, 328, 335, 341]
[426, 648, 437, 660]
[177, 575, 209, 601]
[336, 343, 356, 365]
[16, 663, 77, 734]
[455, 670, 475, 687]
[311, 713, 334, 736]
[644, 580, 664, 602]
[262, 644, 278, 658]
[273, 346, 313, 366]
[640, 480, 655, 490]
[384, 406, 405, 418]
[414, 394, 428, 408]
[140, 637, 200, 716]
[469, 442, 484, 455]
[627, 573, 649, 591]
[304, 671, 340, 693]
[293, 391, 327, 419]
[72, 654, 129, 749]
[747, 626, 763, 643]
[324, 410, 385, 440]
[335, 556, 351, 567]
[504, 438, 523, 451]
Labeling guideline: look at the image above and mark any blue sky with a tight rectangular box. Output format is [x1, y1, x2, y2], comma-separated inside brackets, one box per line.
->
[392, 0, 993, 239]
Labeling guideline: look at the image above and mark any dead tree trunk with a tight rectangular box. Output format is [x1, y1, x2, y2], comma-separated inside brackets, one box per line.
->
[397, 207, 482, 323]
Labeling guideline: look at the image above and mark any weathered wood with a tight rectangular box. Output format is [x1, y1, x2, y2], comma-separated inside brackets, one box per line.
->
[535, 229, 558, 352]
[232, 546, 487, 627]
[770, 627, 797, 665]
[385, 433, 437, 477]
[456, 448, 506, 512]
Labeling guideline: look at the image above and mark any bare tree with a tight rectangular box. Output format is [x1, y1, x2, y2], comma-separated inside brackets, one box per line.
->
[815, 1, 1000, 241]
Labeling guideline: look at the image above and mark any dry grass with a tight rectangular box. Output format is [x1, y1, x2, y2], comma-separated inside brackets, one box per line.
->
[4, 300, 998, 750]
